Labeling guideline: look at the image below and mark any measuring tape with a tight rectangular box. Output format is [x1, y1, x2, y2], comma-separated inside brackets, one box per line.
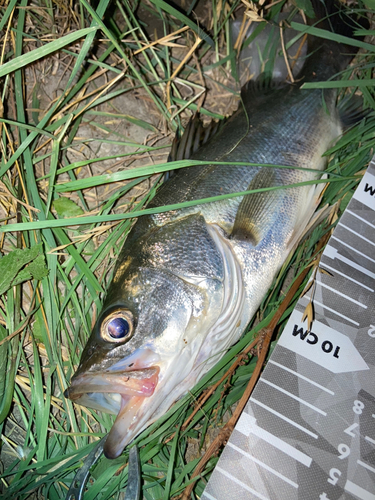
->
[203, 158, 375, 500]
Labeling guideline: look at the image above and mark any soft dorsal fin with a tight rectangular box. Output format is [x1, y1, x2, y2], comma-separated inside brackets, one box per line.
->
[231, 168, 284, 245]
[240, 75, 288, 109]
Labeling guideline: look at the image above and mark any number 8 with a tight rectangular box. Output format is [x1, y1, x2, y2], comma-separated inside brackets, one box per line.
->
[353, 400, 364, 414]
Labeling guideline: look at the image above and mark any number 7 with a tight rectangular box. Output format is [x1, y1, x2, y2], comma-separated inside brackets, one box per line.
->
[344, 423, 358, 437]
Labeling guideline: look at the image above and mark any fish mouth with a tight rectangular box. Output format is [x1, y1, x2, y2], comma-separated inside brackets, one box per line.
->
[65, 365, 160, 459]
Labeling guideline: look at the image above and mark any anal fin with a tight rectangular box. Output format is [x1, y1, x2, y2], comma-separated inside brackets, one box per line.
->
[284, 174, 327, 253]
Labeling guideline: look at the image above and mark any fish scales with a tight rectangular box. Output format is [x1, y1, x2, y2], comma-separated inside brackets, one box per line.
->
[65, 2, 365, 460]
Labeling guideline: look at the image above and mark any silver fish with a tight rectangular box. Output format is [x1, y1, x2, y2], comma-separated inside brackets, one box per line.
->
[65, 3, 363, 459]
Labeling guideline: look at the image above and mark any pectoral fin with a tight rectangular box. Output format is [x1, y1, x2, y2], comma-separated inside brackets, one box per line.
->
[231, 168, 283, 245]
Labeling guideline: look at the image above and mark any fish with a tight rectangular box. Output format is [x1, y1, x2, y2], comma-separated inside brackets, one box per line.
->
[65, 1, 365, 460]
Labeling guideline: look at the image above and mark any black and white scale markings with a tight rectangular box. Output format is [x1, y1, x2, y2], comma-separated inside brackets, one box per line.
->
[202, 159, 375, 500]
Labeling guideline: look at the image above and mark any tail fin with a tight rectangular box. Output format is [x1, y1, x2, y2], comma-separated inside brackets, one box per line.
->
[231, 14, 308, 84]
[234, 1, 367, 85]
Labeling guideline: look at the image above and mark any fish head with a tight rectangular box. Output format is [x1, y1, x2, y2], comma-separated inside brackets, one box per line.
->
[65, 264, 221, 459]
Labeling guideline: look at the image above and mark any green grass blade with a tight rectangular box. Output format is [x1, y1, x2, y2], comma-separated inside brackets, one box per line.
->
[148, 0, 214, 47]
[0, 0, 18, 32]
[291, 21, 375, 52]
[0, 177, 358, 233]
[55, 160, 340, 193]
[0, 28, 97, 78]
[302, 79, 375, 89]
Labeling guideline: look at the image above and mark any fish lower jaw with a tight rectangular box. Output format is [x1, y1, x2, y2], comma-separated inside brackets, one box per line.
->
[104, 395, 146, 459]
[63, 391, 122, 415]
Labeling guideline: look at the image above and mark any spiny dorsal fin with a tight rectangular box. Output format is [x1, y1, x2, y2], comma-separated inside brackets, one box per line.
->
[169, 114, 223, 163]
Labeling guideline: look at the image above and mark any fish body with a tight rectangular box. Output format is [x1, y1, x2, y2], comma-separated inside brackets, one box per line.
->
[66, 5, 361, 459]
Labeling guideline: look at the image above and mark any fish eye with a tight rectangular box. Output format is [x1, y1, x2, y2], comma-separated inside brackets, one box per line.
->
[100, 310, 134, 343]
